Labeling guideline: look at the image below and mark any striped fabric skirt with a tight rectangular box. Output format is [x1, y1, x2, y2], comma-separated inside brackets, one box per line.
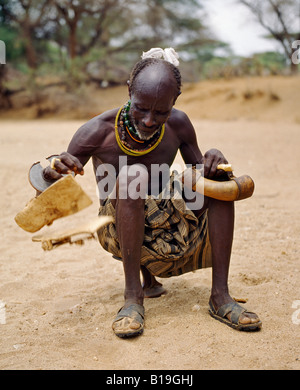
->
[97, 173, 212, 278]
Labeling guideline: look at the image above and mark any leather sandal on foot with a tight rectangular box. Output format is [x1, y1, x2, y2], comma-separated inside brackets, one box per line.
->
[112, 304, 145, 338]
[208, 299, 262, 331]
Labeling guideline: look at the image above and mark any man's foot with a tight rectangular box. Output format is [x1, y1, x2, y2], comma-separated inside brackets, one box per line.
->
[112, 303, 145, 338]
[141, 266, 167, 298]
[143, 280, 167, 298]
[209, 295, 262, 331]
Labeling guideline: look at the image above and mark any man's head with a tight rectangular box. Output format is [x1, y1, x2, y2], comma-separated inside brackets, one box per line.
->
[127, 58, 182, 140]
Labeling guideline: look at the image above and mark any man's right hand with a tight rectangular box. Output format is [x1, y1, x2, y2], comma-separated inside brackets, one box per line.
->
[43, 152, 84, 181]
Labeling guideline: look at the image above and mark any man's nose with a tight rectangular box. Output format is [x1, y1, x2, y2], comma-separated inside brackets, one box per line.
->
[142, 112, 156, 127]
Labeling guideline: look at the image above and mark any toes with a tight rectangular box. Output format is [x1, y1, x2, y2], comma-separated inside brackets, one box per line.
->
[226, 310, 260, 325]
[128, 320, 142, 330]
[239, 312, 260, 325]
[113, 317, 141, 332]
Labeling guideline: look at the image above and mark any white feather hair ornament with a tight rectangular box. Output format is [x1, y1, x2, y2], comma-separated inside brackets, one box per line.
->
[141, 48, 180, 67]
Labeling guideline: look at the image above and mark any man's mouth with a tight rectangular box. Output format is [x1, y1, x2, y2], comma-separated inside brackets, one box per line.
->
[137, 128, 159, 140]
[133, 120, 161, 141]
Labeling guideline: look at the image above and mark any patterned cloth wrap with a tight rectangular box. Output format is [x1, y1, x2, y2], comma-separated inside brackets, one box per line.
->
[97, 170, 212, 278]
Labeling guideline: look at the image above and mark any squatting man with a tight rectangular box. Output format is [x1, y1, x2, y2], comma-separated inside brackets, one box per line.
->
[35, 48, 262, 338]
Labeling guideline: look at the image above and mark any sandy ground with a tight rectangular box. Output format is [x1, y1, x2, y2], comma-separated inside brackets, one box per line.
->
[0, 77, 300, 370]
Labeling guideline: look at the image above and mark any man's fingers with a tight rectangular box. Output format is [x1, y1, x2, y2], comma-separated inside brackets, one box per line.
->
[50, 170, 63, 180]
[43, 166, 62, 181]
[203, 156, 215, 178]
[48, 153, 84, 175]
[204, 157, 229, 178]
[60, 153, 84, 175]
[52, 159, 73, 174]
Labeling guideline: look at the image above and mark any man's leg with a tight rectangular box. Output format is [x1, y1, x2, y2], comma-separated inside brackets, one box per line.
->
[196, 198, 260, 327]
[112, 166, 148, 308]
[110, 166, 148, 337]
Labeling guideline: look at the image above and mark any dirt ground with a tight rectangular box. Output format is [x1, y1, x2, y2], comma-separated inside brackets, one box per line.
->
[0, 76, 299, 370]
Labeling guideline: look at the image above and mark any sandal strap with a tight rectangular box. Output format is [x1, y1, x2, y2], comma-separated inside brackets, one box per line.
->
[114, 304, 144, 323]
[217, 302, 246, 325]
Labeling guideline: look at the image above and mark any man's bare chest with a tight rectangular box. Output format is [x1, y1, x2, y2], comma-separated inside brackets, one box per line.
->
[93, 131, 181, 175]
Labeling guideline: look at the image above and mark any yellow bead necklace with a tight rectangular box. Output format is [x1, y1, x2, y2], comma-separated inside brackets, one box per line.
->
[115, 106, 165, 156]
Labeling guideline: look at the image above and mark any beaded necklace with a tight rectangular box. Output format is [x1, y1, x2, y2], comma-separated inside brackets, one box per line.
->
[115, 103, 165, 156]
[121, 101, 142, 140]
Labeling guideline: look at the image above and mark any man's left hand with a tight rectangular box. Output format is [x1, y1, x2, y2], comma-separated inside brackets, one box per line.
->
[202, 149, 228, 179]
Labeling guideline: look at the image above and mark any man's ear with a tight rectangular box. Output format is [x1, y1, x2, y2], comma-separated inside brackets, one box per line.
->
[173, 90, 181, 105]
[127, 80, 131, 96]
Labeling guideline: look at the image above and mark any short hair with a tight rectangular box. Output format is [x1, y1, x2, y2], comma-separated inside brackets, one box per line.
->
[128, 58, 182, 97]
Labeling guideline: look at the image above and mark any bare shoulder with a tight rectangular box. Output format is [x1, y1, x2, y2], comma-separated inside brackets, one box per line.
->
[167, 107, 202, 164]
[76, 108, 118, 141]
[169, 107, 191, 123]
[68, 108, 118, 150]
[168, 108, 196, 141]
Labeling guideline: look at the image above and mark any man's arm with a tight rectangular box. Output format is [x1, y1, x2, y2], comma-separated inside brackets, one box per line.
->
[42, 115, 106, 182]
[175, 110, 228, 179]
[176, 110, 203, 166]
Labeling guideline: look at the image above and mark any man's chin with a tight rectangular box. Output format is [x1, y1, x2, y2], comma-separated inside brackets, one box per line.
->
[136, 127, 160, 141]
